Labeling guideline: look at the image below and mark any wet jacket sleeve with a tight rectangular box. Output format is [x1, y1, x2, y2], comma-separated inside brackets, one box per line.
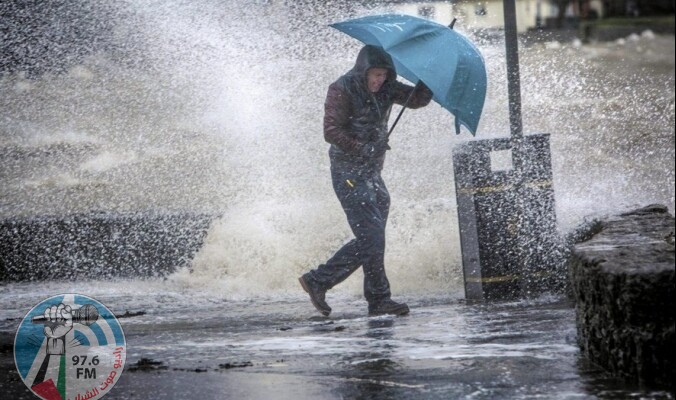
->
[323, 82, 363, 155]
[392, 81, 433, 109]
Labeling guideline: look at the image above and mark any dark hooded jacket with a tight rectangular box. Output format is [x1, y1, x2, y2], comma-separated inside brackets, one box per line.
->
[324, 45, 432, 176]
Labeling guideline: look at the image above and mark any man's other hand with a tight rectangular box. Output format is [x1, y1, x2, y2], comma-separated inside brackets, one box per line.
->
[360, 140, 390, 158]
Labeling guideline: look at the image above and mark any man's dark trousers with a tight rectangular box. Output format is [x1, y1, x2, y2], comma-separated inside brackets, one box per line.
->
[307, 168, 392, 304]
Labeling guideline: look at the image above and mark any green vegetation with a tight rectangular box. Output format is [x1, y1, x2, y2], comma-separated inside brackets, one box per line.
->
[594, 15, 674, 27]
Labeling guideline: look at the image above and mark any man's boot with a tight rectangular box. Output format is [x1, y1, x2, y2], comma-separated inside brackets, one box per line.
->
[368, 299, 409, 317]
[298, 274, 331, 316]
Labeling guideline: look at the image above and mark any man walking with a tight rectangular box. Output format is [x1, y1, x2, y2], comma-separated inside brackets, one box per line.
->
[299, 45, 432, 317]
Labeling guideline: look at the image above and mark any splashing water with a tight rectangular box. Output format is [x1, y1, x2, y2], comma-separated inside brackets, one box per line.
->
[1, 1, 673, 299]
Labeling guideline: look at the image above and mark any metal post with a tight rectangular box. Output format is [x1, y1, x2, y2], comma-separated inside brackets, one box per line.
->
[453, 0, 564, 301]
[503, 0, 526, 206]
[502, 0, 530, 294]
[503, 0, 524, 141]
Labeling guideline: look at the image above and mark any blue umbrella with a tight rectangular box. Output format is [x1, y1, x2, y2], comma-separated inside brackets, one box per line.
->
[331, 14, 487, 136]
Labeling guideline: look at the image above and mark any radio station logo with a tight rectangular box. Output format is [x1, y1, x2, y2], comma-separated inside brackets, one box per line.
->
[14, 294, 127, 400]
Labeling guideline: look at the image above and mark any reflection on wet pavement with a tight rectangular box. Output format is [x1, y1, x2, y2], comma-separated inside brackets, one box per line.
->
[3, 287, 672, 399]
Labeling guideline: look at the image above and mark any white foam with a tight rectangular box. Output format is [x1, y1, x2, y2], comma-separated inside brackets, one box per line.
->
[545, 41, 562, 50]
[81, 151, 138, 173]
[641, 30, 656, 40]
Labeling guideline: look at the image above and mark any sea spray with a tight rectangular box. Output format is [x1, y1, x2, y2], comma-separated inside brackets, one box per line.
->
[1, 1, 673, 297]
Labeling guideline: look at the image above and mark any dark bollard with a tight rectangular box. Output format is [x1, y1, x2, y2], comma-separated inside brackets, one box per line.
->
[453, 133, 565, 301]
[570, 205, 675, 387]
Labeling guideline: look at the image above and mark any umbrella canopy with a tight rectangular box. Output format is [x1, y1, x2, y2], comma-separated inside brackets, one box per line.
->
[331, 14, 487, 136]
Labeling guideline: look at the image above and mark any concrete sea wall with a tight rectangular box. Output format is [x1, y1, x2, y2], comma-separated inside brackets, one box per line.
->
[0, 212, 217, 281]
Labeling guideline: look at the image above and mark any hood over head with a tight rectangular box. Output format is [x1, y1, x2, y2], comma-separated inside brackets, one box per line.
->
[351, 45, 397, 84]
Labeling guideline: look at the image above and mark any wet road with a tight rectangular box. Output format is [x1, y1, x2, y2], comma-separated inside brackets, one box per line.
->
[1, 289, 672, 399]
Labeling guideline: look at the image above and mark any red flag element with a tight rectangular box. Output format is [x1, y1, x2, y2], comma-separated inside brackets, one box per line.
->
[32, 379, 63, 400]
